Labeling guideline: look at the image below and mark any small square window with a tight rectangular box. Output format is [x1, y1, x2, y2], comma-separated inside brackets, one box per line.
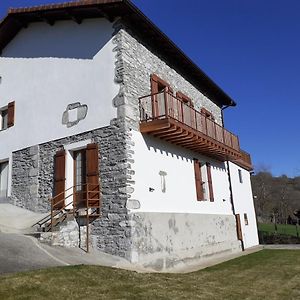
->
[0, 108, 8, 131]
[238, 169, 243, 183]
[244, 213, 249, 225]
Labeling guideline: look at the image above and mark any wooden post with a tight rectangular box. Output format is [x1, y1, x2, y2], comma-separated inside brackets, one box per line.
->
[164, 88, 168, 117]
[50, 197, 53, 232]
[86, 184, 89, 253]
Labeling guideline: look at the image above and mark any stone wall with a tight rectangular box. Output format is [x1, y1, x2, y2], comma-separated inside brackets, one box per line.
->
[11, 145, 40, 211]
[113, 23, 223, 130]
[11, 118, 134, 258]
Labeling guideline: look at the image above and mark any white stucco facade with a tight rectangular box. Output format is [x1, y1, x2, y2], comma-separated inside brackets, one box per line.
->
[0, 18, 118, 157]
[130, 130, 259, 250]
[229, 162, 259, 248]
[0, 19, 119, 196]
[131, 130, 233, 215]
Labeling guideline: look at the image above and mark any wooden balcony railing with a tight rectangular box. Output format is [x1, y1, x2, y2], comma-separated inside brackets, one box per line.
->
[234, 150, 253, 170]
[139, 90, 240, 152]
[139, 90, 252, 170]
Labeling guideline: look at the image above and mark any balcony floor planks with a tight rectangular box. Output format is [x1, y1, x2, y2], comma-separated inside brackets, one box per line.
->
[140, 117, 245, 163]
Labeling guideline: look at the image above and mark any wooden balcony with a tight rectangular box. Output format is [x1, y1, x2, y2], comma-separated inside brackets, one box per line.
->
[234, 150, 253, 171]
[139, 91, 253, 170]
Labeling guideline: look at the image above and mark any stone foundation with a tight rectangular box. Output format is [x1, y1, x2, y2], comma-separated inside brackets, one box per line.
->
[40, 220, 86, 248]
[128, 212, 241, 271]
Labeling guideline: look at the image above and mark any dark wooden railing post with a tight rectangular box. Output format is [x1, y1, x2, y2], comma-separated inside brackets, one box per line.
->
[189, 104, 193, 127]
[164, 89, 168, 117]
[86, 183, 89, 253]
[214, 123, 218, 140]
[50, 197, 53, 232]
[179, 101, 184, 123]
[194, 109, 197, 130]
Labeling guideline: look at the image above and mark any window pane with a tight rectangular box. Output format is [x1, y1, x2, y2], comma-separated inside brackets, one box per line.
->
[0, 161, 9, 197]
[1, 110, 8, 130]
[238, 169, 243, 183]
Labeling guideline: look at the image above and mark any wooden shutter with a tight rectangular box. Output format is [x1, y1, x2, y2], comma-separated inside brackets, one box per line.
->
[235, 214, 243, 241]
[7, 101, 15, 128]
[86, 143, 100, 207]
[206, 162, 214, 202]
[86, 143, 99, 184]
[194, 159, 204, 201]
[54, 150, 66, 209]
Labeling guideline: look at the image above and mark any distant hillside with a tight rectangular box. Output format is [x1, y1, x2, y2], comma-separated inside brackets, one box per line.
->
[251, 172, 300, 224]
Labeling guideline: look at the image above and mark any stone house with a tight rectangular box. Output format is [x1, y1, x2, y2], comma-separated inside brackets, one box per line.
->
[0, 0, 259, 270]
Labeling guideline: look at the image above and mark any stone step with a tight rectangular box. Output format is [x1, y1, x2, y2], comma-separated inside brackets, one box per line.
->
[25, 232, 42, 239]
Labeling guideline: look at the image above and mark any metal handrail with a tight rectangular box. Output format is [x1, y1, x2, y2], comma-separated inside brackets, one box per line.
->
[32, 183, 100, 252]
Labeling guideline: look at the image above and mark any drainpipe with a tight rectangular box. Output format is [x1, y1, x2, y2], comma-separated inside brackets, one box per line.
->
[221, 104, 245, 251]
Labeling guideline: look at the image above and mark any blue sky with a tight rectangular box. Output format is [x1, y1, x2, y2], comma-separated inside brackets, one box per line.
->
[1, 0, 300, 176]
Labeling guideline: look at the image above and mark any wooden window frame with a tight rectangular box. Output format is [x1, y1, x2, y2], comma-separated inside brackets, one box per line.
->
[151, 74, 170, 92]
[150, 74, 172, 118]
[176, 91, 193, 107]
[201, 107, 215, 121]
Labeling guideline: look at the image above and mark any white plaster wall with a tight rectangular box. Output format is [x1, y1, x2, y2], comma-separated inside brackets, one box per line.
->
[0, 19, 119, 196]
[131, 130, 234, 215]
[0, 19, 118, 156]
[229, 162, 259, 248]
[129, 212, 241, 270]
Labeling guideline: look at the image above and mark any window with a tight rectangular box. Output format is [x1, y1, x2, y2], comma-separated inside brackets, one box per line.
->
[194, 160, 214, 202]
[176, 91, 193, 107]
[0, 108, 8, 130]
[176, 91, 195, 127]
[0, 161, 9, 198]
[238, 169, 243, 183]
[244, 213, 249, 225]
[0, 101, 15, 130]
[201, 108, 215, 121]
[150, 74, 172, 118]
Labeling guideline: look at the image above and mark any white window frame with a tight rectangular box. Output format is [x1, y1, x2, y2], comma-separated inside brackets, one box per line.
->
[0, 160, 9, 198]
[0, 105, 8, 131]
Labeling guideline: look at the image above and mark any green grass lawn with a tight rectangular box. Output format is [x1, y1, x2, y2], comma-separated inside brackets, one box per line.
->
[258, 223, 300, 237]
[0, 250, 299, 300]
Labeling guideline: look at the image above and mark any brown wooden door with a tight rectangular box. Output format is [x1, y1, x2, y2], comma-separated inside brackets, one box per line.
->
[235, 214, 243, 241]
[54, 150, 66, 210]
[74, 149, 87, 208]
[151, 74, 170, 118]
